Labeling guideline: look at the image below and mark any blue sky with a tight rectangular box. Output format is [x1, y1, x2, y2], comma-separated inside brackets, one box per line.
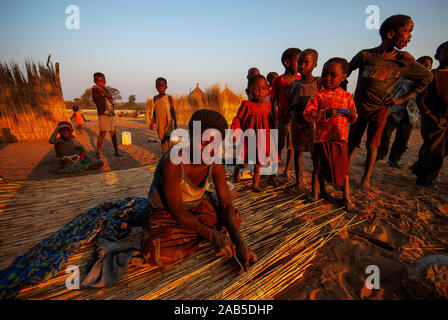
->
[0, 0, 446, 102]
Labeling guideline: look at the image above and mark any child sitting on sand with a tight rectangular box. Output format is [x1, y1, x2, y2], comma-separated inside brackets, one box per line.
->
[303, 58, 357, 211]
[232, 75, 274, 192]
[49, 121, 104, 174]
[287, 49, 322, 191]
[70, 105, 87, 133]
[149, 77, 177, 153]
[411, 41, 448, 188]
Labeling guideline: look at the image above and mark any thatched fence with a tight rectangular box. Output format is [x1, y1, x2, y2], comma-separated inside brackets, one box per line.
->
[0, 60, 70, 143]
[145, 83, 245, 127]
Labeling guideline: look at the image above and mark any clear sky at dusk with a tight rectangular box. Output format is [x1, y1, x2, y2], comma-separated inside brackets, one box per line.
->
[1, 0, 447, 102]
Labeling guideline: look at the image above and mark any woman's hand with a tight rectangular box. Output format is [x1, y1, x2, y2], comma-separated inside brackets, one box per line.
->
[211, 230, 234, 258]
[235, 243, 257, 272]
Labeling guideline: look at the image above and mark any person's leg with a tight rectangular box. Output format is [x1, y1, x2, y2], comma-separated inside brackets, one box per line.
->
[413, 116, 446, 185]
[161, 141, 167, 154]
[311, 171, 320, 201]
[142, 198, 222, 268]
[342, 175, 355, 211]
[283, 124, 293, 178]
[361, 108, 389, 189]
[233, 164, 243, 182]
[252, 163, 261, 192]
[389, 115, 413, 164]
[377, 116, 395, 161]
[283, 150, 293, 178]
[348, 116, 368, 170]
[361, 143, 378, 189]
[77, 124, 83, 133]
[293, 151, 304, 190]
[96, 131, 107, 158]
[110, 131, 120, 156]
[277, 120, 287, 164]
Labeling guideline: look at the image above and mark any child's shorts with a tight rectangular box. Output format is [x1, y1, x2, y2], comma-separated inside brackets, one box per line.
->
[348, 107, 389, 149]
[312, 141, 349, 186]
[291, 121, 314, 152]
[98, 115, 116, 132]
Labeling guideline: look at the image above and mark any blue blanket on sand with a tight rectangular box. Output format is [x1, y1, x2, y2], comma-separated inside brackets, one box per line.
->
[0, 197, 148, 300]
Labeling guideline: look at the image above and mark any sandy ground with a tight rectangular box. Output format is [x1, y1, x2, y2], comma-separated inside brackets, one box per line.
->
[0, 118, 447, 299]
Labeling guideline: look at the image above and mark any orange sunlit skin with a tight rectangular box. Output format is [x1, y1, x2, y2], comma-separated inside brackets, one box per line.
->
[249, 77, 268, 104]
[298, 53, 317, 82]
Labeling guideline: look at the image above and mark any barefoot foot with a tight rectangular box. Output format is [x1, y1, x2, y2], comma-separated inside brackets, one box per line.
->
[360, 177, 371, 191]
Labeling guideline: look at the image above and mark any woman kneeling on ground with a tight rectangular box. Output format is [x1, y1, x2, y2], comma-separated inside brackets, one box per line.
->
[141, 109, 257, 272]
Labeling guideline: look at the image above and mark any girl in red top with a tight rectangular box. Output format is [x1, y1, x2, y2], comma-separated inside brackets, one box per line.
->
[231, 75, 275, 192]
[70, 105, 87, 133]
[303, 58, 358, 211]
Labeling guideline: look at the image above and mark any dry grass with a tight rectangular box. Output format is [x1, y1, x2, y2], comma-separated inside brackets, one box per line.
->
[145, 83, 245, 126]
[0, 60, 70, 143]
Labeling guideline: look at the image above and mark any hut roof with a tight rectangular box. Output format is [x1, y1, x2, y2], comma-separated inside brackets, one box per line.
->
[189, 83, 205, 97]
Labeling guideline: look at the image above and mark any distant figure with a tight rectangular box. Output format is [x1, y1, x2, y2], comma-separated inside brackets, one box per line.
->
[266, 72, 279, 101]
[49, 121, 103, 174]
[411, 41, 448, 188]
[149, 77, 177, 153]
[303, 58, 357, 211]
[92, 72, 120, 158]
[70, 105, 87, 133]
[245, 67, 260, 99]
[377, 56, 433, 167]
[270, 47, 302, 179]
[232, 75, 275, 192]
[345, 14, 433, 190]
[287, 49, 322, 191]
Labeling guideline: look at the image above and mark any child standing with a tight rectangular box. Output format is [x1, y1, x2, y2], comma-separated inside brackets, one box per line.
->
[70, 105, 87, 133]
[377, 56, 433, 167]
[346, 14, 433, 190]
[245, 67, 260, 99]
[267, 72, 279, 101]
[270, 48, 302, 179]
[304, 58, 357, 211]
[92, 72, 120, 158]
[287, 49, 322, 191]
[232, 75, 273, 192]
[411, 41, 448, 187]
[150, 77, 177, 153]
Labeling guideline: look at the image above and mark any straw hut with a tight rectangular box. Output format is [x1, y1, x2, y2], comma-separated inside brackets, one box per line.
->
[188, 83, 208, 112]
[205, 83, 222, 114]
[221, 84, 243, 123]
[0, 60, 71, 143]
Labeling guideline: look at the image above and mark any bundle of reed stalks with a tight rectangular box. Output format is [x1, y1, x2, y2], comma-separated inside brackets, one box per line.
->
[0, 60, 70, 143]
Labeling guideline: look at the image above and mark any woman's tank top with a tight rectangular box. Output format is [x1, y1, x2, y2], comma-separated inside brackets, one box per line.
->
[149, 153, 214, 210]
